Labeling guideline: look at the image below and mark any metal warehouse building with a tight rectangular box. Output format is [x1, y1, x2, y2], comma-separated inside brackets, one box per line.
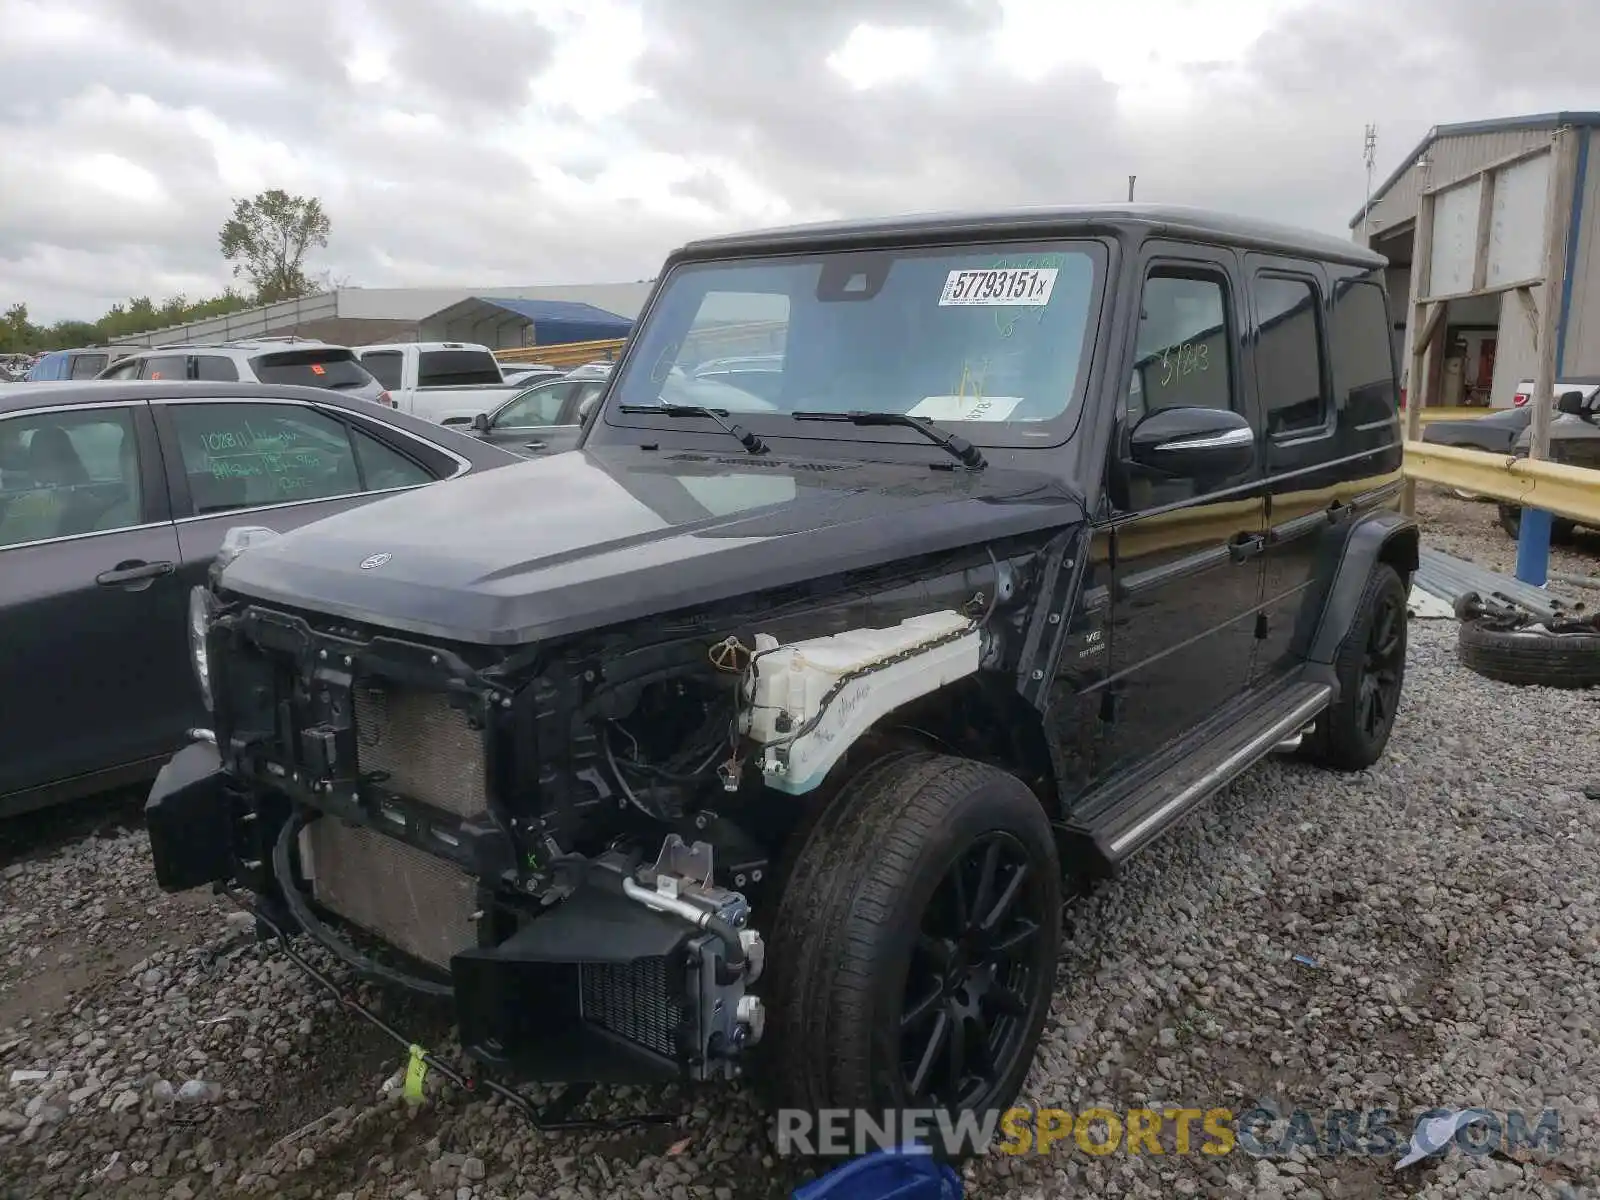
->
[1352, 111, 1600, 408]
[110, 281, 655, 352]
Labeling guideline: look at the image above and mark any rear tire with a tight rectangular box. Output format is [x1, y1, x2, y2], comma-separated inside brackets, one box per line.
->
[1302, 563, 1408, 771]
[765, 752, 1061, 1156]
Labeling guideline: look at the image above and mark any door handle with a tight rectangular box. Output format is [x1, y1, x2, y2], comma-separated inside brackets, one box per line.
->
[523, 440, 547, 451]
[1227, 532, 1266, 564]
[96, 559, 176, 587]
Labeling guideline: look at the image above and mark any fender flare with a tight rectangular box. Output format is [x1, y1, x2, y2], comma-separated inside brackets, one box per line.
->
[1300, 510, 1419, 667]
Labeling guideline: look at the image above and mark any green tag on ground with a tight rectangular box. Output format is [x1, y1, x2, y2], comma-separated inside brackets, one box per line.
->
[403, 1044, 428, 1102]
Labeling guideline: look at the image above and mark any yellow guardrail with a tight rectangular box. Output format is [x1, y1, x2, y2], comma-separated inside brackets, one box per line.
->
[1413, 406, 1500, 424]
[497, 338, 627, 368]
[1403, 440, 1600, 525]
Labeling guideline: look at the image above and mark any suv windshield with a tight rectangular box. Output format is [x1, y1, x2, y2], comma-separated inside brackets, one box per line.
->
[250, 348, 375, 390]
[608, 241, 1102, 436]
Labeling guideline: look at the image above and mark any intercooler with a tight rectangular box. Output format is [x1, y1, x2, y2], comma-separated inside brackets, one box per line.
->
[300, 818, 481, 971]
[352, 682, 488, 820]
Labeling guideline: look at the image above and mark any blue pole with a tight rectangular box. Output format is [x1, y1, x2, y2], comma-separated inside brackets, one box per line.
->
[1515, 507, 1553, 586]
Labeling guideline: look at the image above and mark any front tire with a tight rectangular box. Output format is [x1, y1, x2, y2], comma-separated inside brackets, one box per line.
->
[1302, 563, 1408, 771]
[765, 752, 1061, 1149]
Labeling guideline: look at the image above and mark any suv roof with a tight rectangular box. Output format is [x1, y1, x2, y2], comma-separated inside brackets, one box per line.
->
[676, 203, 1386, 269]
[134, 337, 339, 353]
[352, 341, 495, 353]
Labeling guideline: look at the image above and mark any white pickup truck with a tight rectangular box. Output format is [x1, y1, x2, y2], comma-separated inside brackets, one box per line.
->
[352, 342, 523, 426]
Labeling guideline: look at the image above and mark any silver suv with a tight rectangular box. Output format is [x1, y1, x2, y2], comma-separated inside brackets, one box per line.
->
[98, 338, 390, 407]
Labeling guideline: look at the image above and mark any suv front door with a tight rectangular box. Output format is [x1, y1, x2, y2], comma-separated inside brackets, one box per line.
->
[1101, 245, 1267, 776]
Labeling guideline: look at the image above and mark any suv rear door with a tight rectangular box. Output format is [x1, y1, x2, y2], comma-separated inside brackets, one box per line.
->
[1242, 255, 1336, 680]
[1252, 266, 1404, 680]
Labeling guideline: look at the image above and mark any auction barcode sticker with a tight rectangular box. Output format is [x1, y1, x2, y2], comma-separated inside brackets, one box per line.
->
[939, 267, 1057, 306]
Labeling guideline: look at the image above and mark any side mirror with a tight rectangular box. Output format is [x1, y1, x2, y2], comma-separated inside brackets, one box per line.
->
[1128, 406, 1255, 479]
[1557, 390, 1586, 417]
[577, 394, 600, 425]
[471, 412, 490, 434]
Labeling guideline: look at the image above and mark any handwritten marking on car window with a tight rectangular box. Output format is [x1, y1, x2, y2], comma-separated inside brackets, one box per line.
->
[1157, 342, 1210, 387]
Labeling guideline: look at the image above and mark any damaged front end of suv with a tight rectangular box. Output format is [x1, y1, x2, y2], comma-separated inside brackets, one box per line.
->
[149, 457, 1081, 1092]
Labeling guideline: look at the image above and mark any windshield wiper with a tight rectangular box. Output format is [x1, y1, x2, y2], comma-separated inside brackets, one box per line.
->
[790, 410, 986, 470]
[617, 403, 769, 454]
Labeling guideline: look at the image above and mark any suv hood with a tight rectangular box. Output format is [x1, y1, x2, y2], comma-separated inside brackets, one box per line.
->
[219, 446, 1085, 645]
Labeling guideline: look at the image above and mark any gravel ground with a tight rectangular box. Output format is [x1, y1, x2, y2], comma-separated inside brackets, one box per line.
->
[2, 620, 1598, 1200]
[1415, 486, 1600, 585]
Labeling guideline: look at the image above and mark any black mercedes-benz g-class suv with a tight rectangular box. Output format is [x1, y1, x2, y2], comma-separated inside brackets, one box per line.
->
[147, 205, 1415, 1128]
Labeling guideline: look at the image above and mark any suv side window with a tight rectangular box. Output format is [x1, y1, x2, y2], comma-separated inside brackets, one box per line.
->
[141, 355, 189, 381]
[102, 359, 142, 380]
[70, 354, 109, 379]
[0, 408, 144, 548]
[166, 402, 427, 515]
[361, 351, 403, 390]
[1127, 270, 1235, 422]
[1251, 275, 1328, 436]
[194, 355, 240, 382]
[1329, 279, 1397, 424]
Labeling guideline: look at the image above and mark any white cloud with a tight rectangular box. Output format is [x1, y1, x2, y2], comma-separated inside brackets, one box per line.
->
[4, 0, 1600, 324]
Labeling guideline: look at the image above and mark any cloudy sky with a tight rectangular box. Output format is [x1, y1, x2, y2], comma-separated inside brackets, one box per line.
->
[3, 0, 1598, 323]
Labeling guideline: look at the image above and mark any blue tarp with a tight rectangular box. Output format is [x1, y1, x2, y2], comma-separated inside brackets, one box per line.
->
[793, 1147, 962, 1200]
[471, 297, 631, 345]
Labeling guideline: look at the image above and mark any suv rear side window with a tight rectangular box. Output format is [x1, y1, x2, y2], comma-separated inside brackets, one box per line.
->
[361, 351, 403, 390]
[1128, 271, 1235, 420]
[141, 355, 189, 380]
[417, 350, 502, 387]
[250, 349, 373, 390]
[194, 356, 240, 382]
[69, 354, 108, 379]
[1330, 279, 1397, 422]
[1252, 275, 1328, 436]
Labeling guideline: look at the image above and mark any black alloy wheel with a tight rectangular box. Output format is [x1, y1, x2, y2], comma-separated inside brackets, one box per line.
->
[1302, 563, 1409, 771]
[899, 831, 1048, 1108]
[1357, 584, 1405, 744]
[765, 751, 1063, 1150]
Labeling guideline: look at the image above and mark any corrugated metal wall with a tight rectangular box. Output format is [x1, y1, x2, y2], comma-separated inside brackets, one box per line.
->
[1367, 128, 1559, 241]
[1559, 128, 1600, 376]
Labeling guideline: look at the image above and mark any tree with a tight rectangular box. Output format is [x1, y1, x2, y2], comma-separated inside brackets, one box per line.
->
[1, 303, 32, 353]
[218, 189, 332, 304]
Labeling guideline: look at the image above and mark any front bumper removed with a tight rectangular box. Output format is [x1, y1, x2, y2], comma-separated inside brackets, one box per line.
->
[144, 744, 764, 1085]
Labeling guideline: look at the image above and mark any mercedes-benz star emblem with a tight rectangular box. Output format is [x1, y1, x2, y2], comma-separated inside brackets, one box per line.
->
[359, 553, 392, 570]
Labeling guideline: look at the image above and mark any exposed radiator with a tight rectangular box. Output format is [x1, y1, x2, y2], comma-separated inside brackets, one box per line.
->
[301, 819, 480, 971]
[352, 683, 488, 819]
[580, 957, 680, 1058]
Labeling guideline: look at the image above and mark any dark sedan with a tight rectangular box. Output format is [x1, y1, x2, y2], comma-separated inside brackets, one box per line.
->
[1420, 406, 1532, 454]
[0, 380, 521, 815]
